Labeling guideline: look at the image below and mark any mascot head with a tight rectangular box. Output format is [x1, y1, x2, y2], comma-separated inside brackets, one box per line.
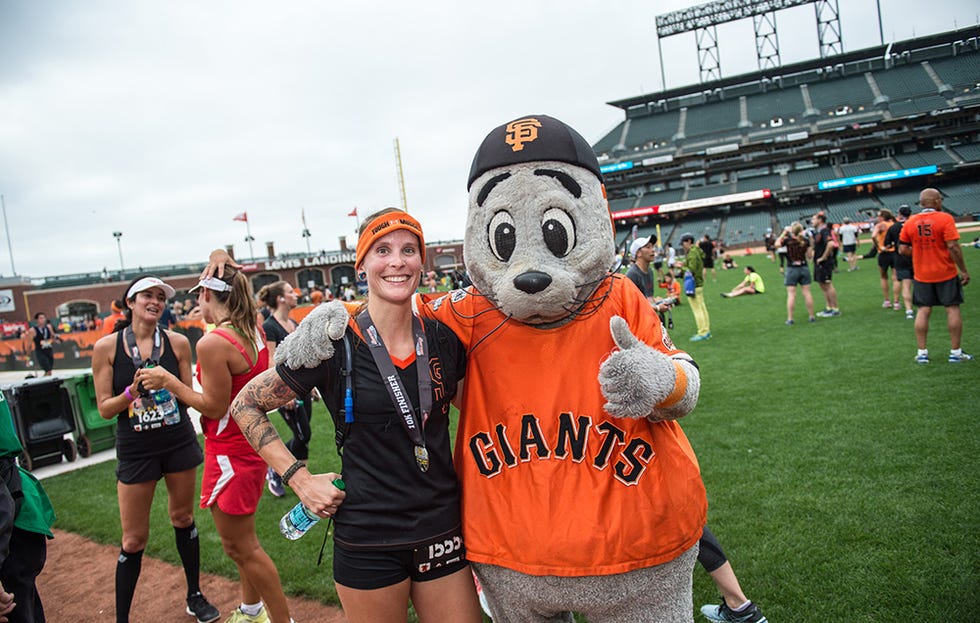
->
[464, 115, 615, 326]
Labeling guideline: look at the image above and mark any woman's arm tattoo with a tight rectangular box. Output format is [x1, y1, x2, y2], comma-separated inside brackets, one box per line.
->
[230, 369, 298, 451]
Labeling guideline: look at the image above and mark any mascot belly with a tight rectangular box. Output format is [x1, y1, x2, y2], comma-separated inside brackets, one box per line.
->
[423, 115, 707, 623]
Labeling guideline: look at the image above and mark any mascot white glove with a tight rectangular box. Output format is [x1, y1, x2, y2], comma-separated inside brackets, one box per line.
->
[274, 300, 350, 369]
[599, 316, 697, 421]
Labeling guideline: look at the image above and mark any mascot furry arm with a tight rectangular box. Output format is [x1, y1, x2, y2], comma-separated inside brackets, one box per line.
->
[599, 316, 700, 421]
[273, 300, 350, 368]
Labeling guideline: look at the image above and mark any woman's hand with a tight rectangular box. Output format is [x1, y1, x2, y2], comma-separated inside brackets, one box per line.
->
[134, 365, 178, 393]
[290, 470, 346, 517]
[200, 249, 241, 280]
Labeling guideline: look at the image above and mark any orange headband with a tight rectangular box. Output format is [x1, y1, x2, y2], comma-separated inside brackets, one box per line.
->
[355, 211, 426, 268]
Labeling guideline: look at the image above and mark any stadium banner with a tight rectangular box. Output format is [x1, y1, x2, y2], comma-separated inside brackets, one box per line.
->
[0, 289, 13, 313]
[599, 161, 634, 174]
[817, 165, 938, 191]
[610, 188, 771, 220]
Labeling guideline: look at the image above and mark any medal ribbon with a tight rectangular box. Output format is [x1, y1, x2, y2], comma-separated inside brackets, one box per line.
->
[354, 310, 432, 472]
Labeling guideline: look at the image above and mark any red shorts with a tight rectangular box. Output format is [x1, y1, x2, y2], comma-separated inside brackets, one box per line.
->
[200, 449, 266, 515]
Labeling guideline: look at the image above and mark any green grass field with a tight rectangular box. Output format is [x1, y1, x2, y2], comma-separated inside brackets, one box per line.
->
[43, 241, 980, 622]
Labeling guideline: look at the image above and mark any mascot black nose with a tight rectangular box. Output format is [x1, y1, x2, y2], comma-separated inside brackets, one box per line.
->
[513, 271, 552, 294]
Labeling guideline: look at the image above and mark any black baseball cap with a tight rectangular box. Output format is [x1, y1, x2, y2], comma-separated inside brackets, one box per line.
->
[468, 114, 602, 189]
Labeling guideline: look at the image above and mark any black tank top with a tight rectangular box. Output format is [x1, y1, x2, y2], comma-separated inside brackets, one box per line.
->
[111, 329, 198, 460]
[33, 324, 54, 349]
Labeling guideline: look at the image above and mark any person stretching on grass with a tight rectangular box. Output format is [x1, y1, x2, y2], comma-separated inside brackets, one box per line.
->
[720, 266, 765, 298]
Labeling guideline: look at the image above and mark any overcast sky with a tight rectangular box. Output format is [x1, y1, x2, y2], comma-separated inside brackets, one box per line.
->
[1, 0, 977, 278]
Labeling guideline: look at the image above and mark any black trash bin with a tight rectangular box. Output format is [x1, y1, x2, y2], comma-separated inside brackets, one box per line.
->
[2, 376, 77, 471]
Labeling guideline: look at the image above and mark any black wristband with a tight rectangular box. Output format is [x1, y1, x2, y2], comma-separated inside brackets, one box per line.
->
[281, 460, 306, 487]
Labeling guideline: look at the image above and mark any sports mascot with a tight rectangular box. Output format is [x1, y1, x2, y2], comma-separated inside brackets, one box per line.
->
[280, 115, 706, 622]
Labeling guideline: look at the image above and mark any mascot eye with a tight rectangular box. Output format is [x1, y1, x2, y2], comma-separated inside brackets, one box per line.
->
[488, 211, 517, 262]
[541, 208, 575, 258]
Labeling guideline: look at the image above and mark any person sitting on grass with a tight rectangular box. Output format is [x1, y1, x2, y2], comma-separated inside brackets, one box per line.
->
[721, 266, 765, 298]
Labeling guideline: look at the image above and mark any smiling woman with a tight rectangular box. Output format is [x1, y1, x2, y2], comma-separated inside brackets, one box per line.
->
[227, 208, 483, 623]
[89, 274, 220, 623]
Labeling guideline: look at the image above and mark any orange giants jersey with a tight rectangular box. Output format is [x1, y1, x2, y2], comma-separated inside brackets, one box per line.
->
[419, 275, 706, 576]
[899, 210, 960, 283]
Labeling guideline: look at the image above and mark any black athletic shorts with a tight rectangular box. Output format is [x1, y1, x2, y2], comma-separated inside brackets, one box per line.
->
[913, 276, 964, 308]
[895, 267, 913, 281]
[116, 440, 203, 484]
[333, 529, 469, 590]
[878, 251, 895, 270]
[34, 349, 54, 373]
[813, 260, 835, 283]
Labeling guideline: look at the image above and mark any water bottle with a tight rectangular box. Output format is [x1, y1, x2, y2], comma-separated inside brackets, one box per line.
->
[145, 363, 181, 426]
[279, 478, 345, 540]
[152, 386, 178, 425]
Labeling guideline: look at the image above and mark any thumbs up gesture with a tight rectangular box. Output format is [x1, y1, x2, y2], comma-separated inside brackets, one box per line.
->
[599, 316, 678, 420]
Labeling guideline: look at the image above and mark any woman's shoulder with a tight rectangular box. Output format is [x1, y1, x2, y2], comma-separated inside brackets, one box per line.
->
[93, 330, 121, 355]
[163, 329, 190, 348]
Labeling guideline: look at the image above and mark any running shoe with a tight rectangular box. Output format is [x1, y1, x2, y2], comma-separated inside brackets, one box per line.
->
[185, 592, 220, 623]
[700, 599, 768, 623]
[267, 467, 285, 498]
[914, 353, 930, 364]
[905, 309, 914, 320]
[223, 606, 270, 623]
[690, 333, 711, 342]
[882, 300, 891, 308]
[785, 319, 794, 326]
[893, 302, 901, 310]
[948, 352, 974, 363]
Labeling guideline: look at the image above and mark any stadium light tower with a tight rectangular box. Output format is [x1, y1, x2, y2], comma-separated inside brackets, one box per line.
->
[112, 231, 124, 278]
[654, 0, 851, 85]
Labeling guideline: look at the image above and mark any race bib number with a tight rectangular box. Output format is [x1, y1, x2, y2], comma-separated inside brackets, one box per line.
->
[128, 395, 178, 432]
[413, 529, 465, 574]
[39, 339, 53, 349]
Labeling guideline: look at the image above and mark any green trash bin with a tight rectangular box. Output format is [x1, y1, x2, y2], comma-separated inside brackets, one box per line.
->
[63, 372, 115, 457]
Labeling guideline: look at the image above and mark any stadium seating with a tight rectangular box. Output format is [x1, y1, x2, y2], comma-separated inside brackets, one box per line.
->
[928, 55, 980, 90]
[805, 75, 874, 111]
[594, 120, 627, 154]
[723, 211, 774, 245]
[737, 173, 783, 192]
[872, 63, 938, 100]
[744, 88, 806, 126]
[787, 166, 837, 188]
[839, 158, 895, 177]
[951, 142, 980, 162]
[624, 111, 681, 149]
[684, 99, 741, 139]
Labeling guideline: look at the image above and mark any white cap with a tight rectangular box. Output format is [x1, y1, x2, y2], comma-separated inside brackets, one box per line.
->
[630, 235, 655, 257]
[189, 276, 233, 293]
[127, 277, 176, 300]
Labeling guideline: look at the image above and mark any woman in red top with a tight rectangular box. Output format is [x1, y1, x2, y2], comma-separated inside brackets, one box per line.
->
[137, 264, 291, 623]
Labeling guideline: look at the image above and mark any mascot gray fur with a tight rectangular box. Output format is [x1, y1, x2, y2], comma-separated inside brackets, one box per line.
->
[277, 115, 706, 623]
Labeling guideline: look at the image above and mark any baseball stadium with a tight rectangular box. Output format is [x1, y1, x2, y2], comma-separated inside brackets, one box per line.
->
[2, 1, 977, 622]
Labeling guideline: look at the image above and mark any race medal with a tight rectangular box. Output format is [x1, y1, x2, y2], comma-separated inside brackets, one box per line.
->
[415, 445, 430, 472]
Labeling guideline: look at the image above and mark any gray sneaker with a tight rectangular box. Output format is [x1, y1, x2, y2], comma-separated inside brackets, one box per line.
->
[700, 599, 768, 623]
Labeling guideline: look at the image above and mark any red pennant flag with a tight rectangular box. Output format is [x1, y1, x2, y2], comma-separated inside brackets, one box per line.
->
[347, 207, 358, 218]
[233, 212, 248, 222]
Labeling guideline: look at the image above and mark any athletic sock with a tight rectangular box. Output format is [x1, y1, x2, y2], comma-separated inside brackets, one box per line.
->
[115, 548, 144, 623]
[731, 599, 753, 612]
[917, 349, 929, 357]
[174, 523, 201, 596]
[240, 601, 264, 616]
[951, 348, 963, 357]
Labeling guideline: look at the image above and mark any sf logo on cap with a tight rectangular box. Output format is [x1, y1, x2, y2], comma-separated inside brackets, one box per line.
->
[505, 118, 542, 152]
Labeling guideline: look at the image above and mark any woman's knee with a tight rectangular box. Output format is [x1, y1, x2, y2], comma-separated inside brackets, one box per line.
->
[121, 531, 149, 553]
